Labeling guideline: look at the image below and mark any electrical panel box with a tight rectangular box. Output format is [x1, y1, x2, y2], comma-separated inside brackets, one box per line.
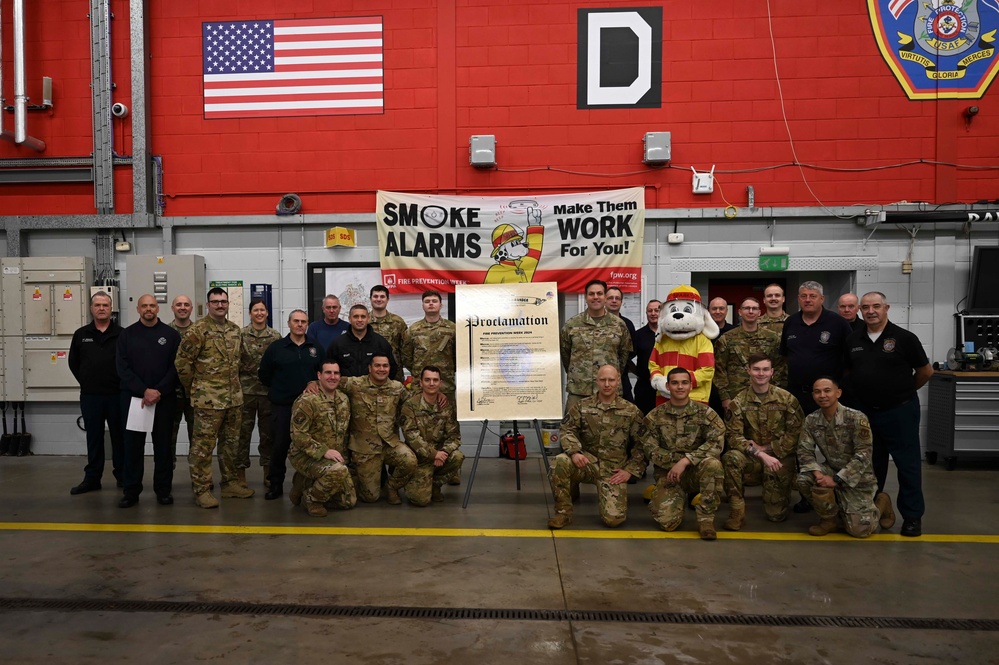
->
[125, 255, 206, 327]
[0, 257, 94, 401]
[643, 132, 671, 164]
[469, 135, 496, 168]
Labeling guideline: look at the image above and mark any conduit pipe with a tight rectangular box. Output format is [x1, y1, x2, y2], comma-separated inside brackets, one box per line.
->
[0, 0, 12, 142]
[12, 0, 45, 151]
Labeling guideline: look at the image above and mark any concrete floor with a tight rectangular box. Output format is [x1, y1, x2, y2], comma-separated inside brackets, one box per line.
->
[1, 453, 998, 664]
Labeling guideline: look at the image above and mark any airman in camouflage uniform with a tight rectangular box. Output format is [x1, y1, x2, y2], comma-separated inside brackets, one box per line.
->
[340, 354, 416, 504]
[560, 280, 632, 413]
[797, 377, 881, 538]
[714, 299, 787, 405]
[644, 367, 725, 540]
[758, 283, 789, 338]
[238, 300, 282, 488]
[288, 361, 356, 517]
[547, 365, 647, 529]
[722, 354, 804, 530]
[400, 366, 464, 506]
[369, 285, 408, 382]
[402, 290, 457, 396]
[175, 288, 250, 508]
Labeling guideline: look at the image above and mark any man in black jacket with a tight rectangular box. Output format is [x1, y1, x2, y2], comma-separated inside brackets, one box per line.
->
[327, 304, 398, 378]
[67, 292, 123, 495]
[116, 295, 181, 507]
[258, 309, 324, 499]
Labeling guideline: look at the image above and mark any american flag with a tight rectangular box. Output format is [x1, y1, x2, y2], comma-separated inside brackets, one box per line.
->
[202, 17, 384, 119]
[887, 0, 914, 19]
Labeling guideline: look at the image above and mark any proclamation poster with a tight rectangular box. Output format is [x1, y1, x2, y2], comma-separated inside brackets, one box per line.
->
[455, 282, 563, 422]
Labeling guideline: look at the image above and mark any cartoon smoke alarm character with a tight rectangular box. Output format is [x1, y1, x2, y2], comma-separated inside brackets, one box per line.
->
[483, 207, 544, 284]
[648, 284, 719, 405]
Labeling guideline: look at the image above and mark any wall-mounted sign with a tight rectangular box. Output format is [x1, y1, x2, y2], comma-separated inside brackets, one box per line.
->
[325, 227, 357, 248]
[577, 7, 662, 109]
[868, 0, 999, 99]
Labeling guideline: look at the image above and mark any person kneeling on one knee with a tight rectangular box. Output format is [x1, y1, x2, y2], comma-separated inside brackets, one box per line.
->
[547, 365, 648, 530]
[797, 377, 883, 538]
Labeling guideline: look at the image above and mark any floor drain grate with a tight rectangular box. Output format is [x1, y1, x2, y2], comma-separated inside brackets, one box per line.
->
[0, 597, 995, 631]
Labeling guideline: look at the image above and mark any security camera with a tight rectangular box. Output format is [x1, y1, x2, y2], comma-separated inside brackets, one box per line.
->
[111, 103, 129, 118]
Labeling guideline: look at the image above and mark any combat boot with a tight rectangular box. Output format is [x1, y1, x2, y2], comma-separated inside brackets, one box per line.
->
[386, 486, 402, 505]
[724, 498, 745, 531]
[432, 484, 444, 502]
[262, 465, 271, 488]
[875, 492, 896, 530]
[221, 481, 254, 499]
[195, 491, 219, 509]
[808, 518, 840, 536]
[697, 517, 717, 541]
[303, 497, 327, 517]
[547, 512, 572, 529]
[236, 468, 249, 489]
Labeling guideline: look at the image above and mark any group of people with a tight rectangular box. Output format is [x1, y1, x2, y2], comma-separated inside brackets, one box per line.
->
[67, 286, 464, 516]
[552, 280, 932, 540]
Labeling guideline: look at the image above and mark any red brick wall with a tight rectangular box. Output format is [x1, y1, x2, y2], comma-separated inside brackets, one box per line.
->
[1, 0, 995, 216]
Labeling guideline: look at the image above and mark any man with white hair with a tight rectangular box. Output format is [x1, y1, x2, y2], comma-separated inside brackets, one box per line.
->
[845, 291, 932, 538]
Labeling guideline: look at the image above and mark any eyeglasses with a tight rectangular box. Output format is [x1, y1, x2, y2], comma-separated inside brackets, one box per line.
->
[209, 300, 228, 305]
[740, 306, 760, 311]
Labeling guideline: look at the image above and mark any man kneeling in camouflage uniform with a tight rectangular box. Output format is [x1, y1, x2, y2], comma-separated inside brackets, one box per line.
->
[340, 354, 416, 504]
[644, 367, 725, 540]
[548, 365, 647, 529]
[401, 366, 465, 506]
[797, 377, 884, 538]
[288, 361, 356, 517]
[722, 353, 804, 530]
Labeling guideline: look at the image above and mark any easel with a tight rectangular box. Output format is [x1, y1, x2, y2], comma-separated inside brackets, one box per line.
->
[462, 418, 552, 509]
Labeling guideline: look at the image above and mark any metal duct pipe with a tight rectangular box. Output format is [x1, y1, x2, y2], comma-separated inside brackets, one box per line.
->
[0, 0, 12, 142]
[12, 0, 45, 151]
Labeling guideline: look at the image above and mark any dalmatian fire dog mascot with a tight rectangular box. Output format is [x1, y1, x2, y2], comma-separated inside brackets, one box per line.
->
[648, 285, 719, 405]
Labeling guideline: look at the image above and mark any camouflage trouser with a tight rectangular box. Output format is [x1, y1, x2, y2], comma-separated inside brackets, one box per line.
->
[352, 444, 418, 503]
[290, 455, 356, 509]
[649, 458, 723, 531]
[171, 396, 194, 462]
[406, 450, 465, 507]
[238, 394, 274, 468]
[189, 406, 240, 494]
[722, 449, 795, 522]
[797, 467, 880, 538]
[548, 452, 628, 527]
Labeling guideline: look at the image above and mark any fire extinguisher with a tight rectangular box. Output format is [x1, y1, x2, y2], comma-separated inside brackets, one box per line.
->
[500, 430, 526, 460]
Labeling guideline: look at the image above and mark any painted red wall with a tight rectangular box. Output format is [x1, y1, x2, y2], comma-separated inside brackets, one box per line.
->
[1, 0, 996, 217]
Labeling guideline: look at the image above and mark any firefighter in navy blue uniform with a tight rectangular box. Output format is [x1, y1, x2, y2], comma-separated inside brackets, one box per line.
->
[844, 292, 932, 538]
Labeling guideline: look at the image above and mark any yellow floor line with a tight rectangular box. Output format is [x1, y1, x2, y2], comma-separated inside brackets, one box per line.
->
[1, 521, 998, 543]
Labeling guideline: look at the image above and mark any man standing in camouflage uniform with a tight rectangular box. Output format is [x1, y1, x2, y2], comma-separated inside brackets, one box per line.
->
[758, 283, 789, 337]
[369, 285, 407, 382]
[644, 367, 725, 540]
[402, 290, 456, 398]
[288, 361, 355, 517]
[340, 354, 416, 504]
[175, 287, 252, 507]
[168, 295, 195, 465]
[547, 365, 647, 529]
[560, 279, 633, 413]
[400, 366, 464, 506]
[715, 298, 786, 411]
[722, 353, 804, 530]
[797, 377, 884, 538]
[238, 298, 281, 490]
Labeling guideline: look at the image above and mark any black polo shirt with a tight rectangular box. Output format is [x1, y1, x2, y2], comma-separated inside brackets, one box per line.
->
[845, 320, 929, 411]
[326, 326, 398, 378]
[258, 335, 324, 405]
[779, 308, 853, 393]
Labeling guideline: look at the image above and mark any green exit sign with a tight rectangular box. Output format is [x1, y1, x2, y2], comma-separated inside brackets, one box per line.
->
[759, 255, 789, 271]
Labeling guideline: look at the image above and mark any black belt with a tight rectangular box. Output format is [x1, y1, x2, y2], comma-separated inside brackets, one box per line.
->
[867, 397, 914, 412]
